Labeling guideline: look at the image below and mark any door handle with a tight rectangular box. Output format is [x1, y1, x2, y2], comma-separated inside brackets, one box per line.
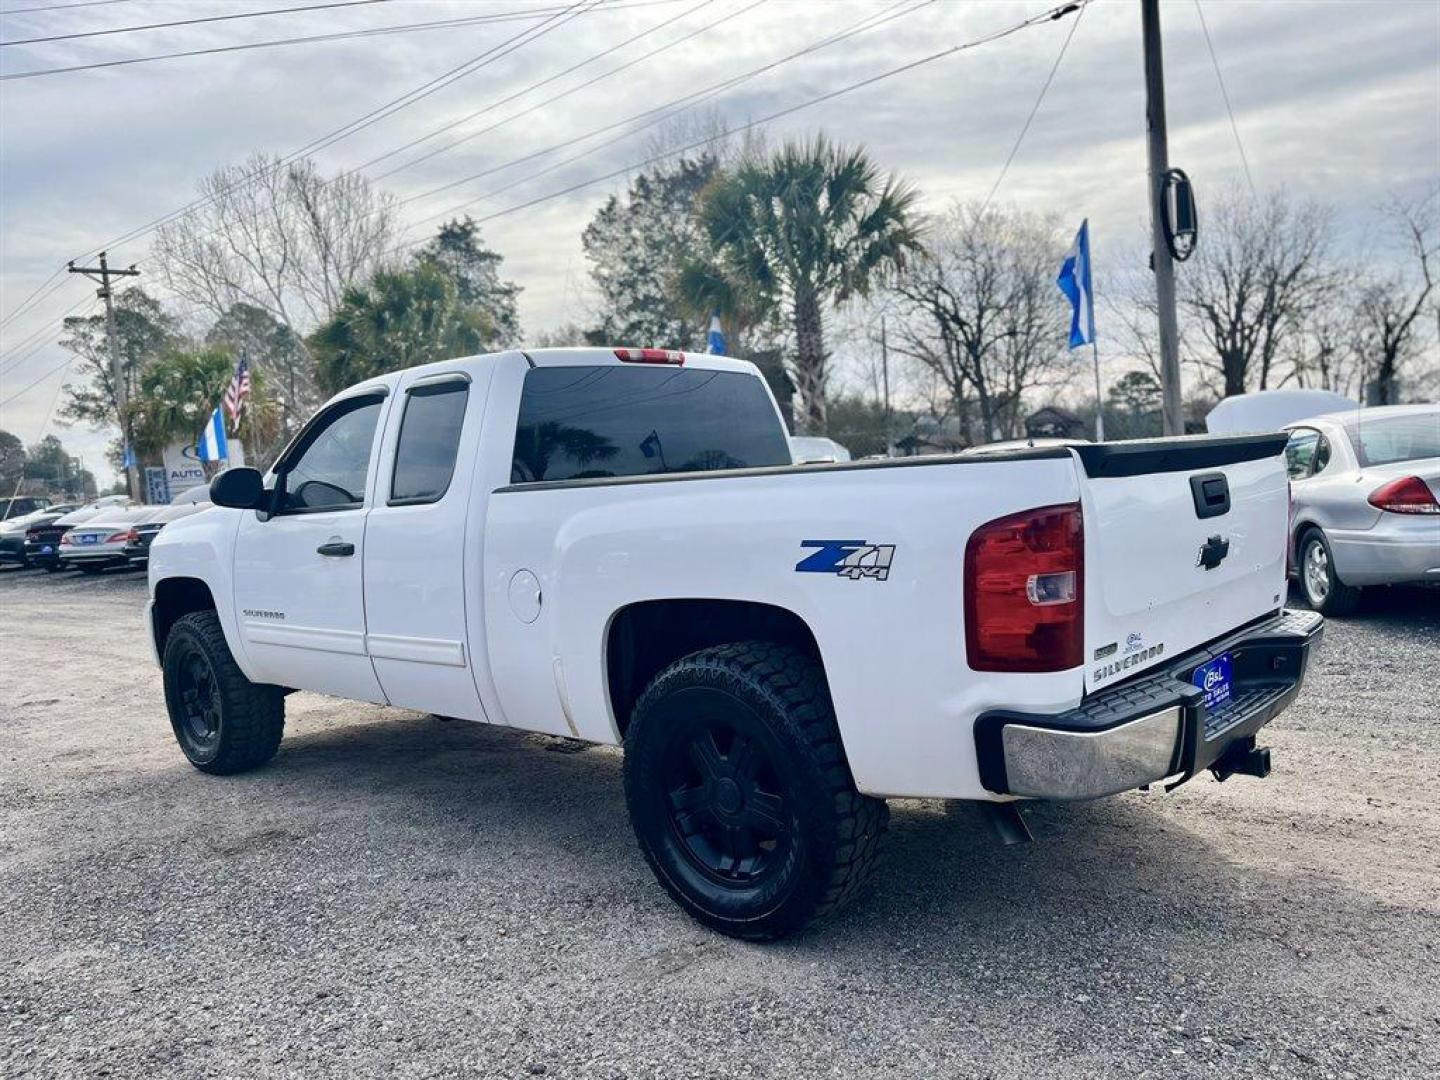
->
[316, 541, 355, 558]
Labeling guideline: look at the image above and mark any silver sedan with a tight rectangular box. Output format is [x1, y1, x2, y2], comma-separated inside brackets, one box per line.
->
[1283, 403, 1439, 614]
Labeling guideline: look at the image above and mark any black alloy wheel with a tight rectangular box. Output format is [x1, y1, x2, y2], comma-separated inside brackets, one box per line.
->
[661, 702, 795, 887]
[624, 642, 888, 940]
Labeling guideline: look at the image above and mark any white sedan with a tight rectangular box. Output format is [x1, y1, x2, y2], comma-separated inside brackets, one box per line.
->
[58, 506, 153, 574]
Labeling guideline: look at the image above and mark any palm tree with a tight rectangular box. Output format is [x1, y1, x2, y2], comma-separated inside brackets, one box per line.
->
[689, 136, 922, 433]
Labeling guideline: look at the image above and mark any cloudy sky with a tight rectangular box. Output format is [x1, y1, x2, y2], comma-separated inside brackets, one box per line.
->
[2, 0, 1437, 483]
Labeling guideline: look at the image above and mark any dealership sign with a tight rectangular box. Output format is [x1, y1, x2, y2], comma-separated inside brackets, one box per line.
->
[162, 438, 245, 498]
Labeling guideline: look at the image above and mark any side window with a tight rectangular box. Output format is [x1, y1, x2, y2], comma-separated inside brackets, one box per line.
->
[1311, 433, 1332, 474]
[279, 396, 384, 512]
[390, 380, 469, 505]
[1284, 429, 1319, 480]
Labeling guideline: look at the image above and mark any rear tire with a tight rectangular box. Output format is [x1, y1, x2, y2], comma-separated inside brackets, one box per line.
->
[77, 563, 105, 575]
[1299, 528, 1361, 615]
[162, 610, 285, 775]
[623, 642, 887, 940]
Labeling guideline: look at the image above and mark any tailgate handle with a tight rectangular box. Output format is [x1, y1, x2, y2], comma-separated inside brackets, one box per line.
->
[1190, 472, 1230, 519]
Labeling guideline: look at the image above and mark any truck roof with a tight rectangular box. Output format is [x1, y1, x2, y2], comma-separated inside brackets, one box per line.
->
[335, 347, 761, 404]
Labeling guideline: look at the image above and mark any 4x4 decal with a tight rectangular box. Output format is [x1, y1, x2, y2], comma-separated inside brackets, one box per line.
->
[795, 540, 895, 582]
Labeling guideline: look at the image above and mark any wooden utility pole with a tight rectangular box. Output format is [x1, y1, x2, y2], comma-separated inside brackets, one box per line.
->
[68, 253, 140, 499]
[1141, 0, 1185, 436]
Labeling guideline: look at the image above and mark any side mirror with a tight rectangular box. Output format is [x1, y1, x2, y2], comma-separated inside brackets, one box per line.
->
[209, 467, 266, 510]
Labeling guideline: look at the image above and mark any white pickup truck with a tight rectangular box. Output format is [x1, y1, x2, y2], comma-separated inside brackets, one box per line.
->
[148, 347, 1323, 938]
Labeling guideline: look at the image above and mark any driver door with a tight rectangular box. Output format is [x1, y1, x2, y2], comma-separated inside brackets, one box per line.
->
[232, 390, 390, 703]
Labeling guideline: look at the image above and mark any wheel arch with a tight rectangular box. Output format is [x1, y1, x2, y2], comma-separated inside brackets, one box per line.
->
[152, 575, 218, 659]
[603, 598, 826, 737]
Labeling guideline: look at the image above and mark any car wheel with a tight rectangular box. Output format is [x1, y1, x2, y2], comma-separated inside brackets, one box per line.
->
[42, 561, 62, 573]
[1299, 529, 1361, 615]
[623, 642, 888, 940]
[162, 610, 285, 775]
[77, 563, 105, 575]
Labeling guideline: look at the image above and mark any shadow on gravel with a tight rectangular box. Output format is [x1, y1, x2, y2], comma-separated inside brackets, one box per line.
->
[1288, 580, 1439, 631]
[212, 707, 1392, 973]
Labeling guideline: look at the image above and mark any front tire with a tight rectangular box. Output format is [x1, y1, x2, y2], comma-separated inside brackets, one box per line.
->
[162, 610, 285, 774]
[623, 642, 888, 940]
[1299, 528, 1360, 615]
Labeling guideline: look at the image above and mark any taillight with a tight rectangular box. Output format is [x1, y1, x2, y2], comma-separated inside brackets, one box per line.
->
[614, 347, 684, 365]
[114, 530, 139, 543]
[1367, 476, 1439, 514]
[59, 533, 72, 545]
[964, 503, 1084, 672]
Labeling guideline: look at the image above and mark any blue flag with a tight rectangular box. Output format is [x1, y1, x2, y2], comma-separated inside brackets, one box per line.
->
[1056, 218, 1095, 349]
[196, 407, 229, 463]
[707, 311, 726, 355]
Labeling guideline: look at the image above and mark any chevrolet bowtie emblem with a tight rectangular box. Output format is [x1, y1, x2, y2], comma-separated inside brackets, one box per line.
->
[1197, 534, 1230, 570]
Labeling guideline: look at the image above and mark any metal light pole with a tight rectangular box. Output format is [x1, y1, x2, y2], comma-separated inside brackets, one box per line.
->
[1141, 0, 1185, 436]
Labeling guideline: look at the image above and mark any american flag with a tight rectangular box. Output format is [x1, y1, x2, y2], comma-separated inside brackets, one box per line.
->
[222, 356, 250, 432]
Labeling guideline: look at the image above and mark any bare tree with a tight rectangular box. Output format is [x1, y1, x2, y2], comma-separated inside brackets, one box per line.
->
[1351, 186, 1438, 404]
[152, 154, 397, 337]
[890, 203, 1073, 442]
[1179, 187, 1334, 397]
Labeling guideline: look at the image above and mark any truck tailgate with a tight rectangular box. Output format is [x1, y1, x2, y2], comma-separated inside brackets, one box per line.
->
[1074, 434, 1291, 692]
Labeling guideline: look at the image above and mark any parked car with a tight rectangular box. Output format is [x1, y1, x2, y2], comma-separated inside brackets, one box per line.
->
[124, 487, 213, 565]
[0, 505, 80, 567]
[1207, 388, 1358, 434]
[788, 435, 852, 464]
[0, 495, 52, 522]
[55, 504, 148, 574]
[1283, 402, 1440, 613]
[24, 495, 134, 572]
[148, 347, 1322, 939]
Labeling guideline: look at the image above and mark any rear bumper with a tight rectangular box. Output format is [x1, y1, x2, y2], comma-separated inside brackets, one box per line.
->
[1329, 521, 1440, 586]
[975, 609, 1324, 800]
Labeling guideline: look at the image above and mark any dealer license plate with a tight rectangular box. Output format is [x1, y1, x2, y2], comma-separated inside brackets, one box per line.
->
[1193, 652, 1233, 711]
[40, 545, 53, 554]
[79, 534, 99, 545]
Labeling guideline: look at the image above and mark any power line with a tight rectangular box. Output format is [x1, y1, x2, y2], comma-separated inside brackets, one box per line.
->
[401, 0, 1090, 247]
[398, 0, 929, 216]
[1, 0, 135, 15]
[0, 0, 679, 81]
[0, 264, 66, 329]
[90, 0, 614, 253]
[979, 0, 1085, 212]
[356, 0, 730, 180]
[0, 282, 84, 370]
[1193, 0, 1254, 193]
[1, 0, 396, 47]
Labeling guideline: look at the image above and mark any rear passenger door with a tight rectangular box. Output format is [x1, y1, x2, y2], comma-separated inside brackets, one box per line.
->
[364, 368, 492, 721]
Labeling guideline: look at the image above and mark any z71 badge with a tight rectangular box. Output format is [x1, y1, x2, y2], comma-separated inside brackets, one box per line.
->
[795, 540, 895, 581]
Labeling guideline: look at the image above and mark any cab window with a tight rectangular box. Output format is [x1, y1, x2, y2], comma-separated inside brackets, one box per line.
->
[390, 380, 469, 505]
[510, 366, 790, 484]
[1284, 429, 1320, 480]
[278, 395, 384, 512]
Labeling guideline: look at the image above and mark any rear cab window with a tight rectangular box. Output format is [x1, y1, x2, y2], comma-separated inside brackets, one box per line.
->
[510, 365, 790, 484]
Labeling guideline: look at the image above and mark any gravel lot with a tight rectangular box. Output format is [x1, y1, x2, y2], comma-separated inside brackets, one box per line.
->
[1, 565, 1436, 1079]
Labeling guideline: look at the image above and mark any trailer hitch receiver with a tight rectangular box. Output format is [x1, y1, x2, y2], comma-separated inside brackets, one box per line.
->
[1209, 736, 1271, 782]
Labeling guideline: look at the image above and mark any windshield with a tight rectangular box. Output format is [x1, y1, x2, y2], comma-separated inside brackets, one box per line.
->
[1343, 412, 1440, 467]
